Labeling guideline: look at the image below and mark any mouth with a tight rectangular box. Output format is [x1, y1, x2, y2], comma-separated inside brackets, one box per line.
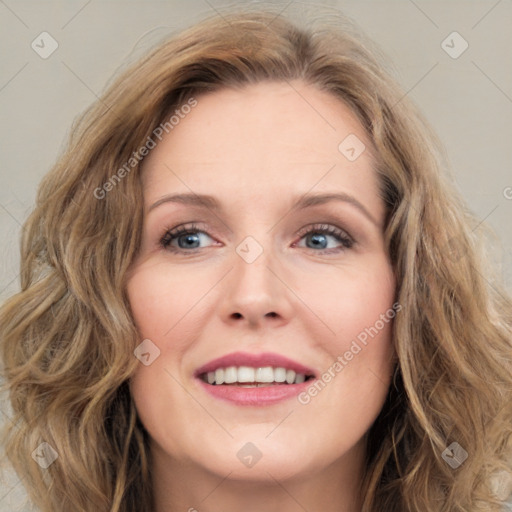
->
[194, 351, 317, 405]
[198, 366, 316, 387]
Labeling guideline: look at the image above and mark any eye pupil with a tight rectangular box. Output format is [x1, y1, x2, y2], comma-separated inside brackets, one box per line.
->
[308, 233, 327, 249]
[179, 233, 200, 248]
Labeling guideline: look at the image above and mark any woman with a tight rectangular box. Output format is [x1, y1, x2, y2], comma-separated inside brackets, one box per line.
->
[1, 7, 511, 512]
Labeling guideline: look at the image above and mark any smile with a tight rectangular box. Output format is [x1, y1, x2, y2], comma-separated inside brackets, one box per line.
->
[199, 366, 314, 386]
[194, 351, 317, 405]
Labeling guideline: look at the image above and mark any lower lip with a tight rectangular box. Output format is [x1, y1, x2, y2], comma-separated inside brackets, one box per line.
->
[197, 379, 315, 406]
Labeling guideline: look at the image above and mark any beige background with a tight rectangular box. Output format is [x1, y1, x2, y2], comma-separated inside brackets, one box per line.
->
[1, 0, 511, 510]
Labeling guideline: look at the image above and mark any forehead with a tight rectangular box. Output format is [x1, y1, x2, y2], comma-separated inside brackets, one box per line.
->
[141, 81, 383, 222]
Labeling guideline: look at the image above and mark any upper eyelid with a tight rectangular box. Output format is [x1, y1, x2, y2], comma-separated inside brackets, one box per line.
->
[163, 222, 349, 237]
[295, 222, 352, 238]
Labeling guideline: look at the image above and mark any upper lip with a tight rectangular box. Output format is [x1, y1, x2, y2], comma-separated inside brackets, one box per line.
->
[194, 351, 317, 378]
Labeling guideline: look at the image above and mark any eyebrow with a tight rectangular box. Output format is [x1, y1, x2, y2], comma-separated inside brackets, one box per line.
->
[148, 192, 379, 226]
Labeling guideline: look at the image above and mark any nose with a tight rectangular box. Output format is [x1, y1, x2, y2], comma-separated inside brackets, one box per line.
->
[217, 243, 294, 329]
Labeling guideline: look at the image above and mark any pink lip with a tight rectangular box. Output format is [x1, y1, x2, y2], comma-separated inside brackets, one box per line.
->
[194, 351, 316, 377]
[194, 351, 317, 407]
[197, 378, 314, 406]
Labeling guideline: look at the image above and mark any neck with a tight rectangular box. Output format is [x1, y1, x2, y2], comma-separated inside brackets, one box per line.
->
[151, 440, 366, 512]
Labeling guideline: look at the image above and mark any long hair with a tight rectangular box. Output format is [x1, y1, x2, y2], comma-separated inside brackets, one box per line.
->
[1, 7, 511, 511]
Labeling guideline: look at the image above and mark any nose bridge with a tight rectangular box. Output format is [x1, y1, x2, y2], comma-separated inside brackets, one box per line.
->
[232, 235, 276, 303]
[219, 232, 292, 326]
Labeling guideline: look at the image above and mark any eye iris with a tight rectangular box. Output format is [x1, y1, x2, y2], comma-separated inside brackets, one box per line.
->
[179, 233, 200, 248]
[307, 233, 327, 249]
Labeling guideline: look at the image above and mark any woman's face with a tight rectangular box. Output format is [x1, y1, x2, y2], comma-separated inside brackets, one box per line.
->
[127, 81, 397, 483]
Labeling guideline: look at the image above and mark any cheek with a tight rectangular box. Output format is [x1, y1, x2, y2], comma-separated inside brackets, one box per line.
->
[293, 255, 396, 346]
[126, 262, 210, 345]
[126, 265, 206, 457]
[294, 261, 396, 449]
[293, 254, 397, 414]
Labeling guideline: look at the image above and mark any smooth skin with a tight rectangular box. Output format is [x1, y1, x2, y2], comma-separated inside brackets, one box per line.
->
[126, 80, 397, 512]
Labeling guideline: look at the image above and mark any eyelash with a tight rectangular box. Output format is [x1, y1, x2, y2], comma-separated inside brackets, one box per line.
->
[159, 222, 354, 255]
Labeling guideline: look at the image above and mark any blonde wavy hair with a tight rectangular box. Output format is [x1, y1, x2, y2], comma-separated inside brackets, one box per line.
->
[1, 7, 511, 512]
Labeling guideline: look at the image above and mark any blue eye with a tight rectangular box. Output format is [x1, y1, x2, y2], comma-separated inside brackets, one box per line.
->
[159, 222, 354, 254]
[160, 223, 214, 251]
[295, 223, 354, 252]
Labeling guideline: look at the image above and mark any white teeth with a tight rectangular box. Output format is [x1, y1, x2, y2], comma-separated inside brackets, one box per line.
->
[255, 366, 274, 383]
[215, 368, 224, 385]
[274, 367, 287, 382]
[203, 366, 310, 385]
[224, 366, 237, 384]
[237, 366, 255, 382]
[286, 369, 296, 384]
[294, 373, 305, 384]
